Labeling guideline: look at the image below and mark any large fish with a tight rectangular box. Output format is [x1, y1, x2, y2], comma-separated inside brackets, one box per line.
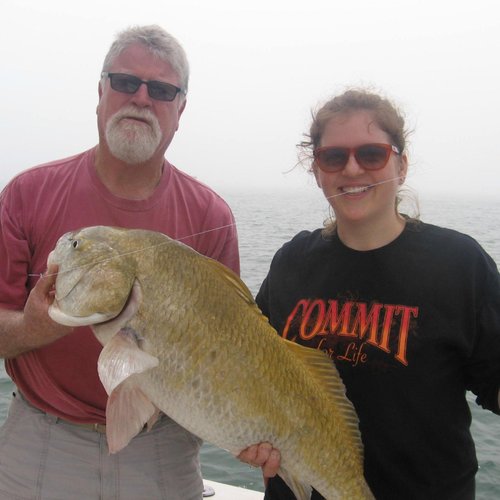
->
[47, 226, 373, 500]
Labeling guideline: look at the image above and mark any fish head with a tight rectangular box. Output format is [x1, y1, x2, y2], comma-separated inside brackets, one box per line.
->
[47, 226, 137, 327]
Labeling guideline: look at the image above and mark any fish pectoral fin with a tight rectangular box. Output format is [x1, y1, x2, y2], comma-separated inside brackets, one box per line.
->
[106, 380, 157, 454]
[278, 467, 312, 500]
[146, 407, 162, 431]
[98, 328, 159, 395]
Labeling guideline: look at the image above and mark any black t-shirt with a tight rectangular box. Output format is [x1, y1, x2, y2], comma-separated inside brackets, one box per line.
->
[256, 221, 500, 500]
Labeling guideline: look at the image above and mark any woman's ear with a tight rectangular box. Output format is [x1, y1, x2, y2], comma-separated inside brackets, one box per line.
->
[398, 153, 409, 184]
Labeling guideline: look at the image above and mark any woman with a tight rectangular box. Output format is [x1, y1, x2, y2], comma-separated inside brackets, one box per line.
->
[241, 89, 500, 499]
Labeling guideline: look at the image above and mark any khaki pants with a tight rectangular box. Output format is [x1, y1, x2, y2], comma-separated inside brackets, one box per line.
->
[0, 392, 203, 500]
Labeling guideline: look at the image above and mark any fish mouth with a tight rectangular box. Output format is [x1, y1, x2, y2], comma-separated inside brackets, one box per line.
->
[48, 279, 141, 329]
[48, 305, 115, 327]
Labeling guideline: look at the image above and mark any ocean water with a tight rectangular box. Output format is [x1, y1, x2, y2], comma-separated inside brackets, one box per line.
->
[202, 188, 500, 496]
[1, 187, 499, 497]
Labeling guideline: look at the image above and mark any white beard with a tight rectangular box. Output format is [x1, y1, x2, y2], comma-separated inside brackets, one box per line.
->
[105, 106, 162, 164]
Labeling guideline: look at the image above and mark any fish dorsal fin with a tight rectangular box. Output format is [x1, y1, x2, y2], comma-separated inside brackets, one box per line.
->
[204, 258, 255, 305]
[282, 339, 364, 460]
[204, 258, 273, 324]
[106, 379, 157, 454]
[204, 258, 278, 330]
[98, 327, 159, 395]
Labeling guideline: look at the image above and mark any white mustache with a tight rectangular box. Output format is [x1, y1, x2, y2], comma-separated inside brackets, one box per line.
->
[110, 106, 158, 128]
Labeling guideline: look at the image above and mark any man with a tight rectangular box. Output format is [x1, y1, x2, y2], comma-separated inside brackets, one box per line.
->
[0, 25, 239, 499]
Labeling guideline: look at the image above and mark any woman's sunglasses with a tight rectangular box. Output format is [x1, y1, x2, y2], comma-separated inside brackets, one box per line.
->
[313, 143, 400, 173]
[101, 72, 183, 102]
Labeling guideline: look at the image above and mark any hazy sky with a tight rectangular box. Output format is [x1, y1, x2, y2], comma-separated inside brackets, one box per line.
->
[2, 0, 499, 198]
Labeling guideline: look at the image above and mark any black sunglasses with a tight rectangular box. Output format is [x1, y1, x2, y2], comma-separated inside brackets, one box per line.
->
[101, 72, 184, 102]
[313, 143, 400, 172]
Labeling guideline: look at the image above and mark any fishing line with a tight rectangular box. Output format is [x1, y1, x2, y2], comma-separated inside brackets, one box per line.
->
[31, 223, 237, 279]
[323, 175, 405, 200]
[31, 176, 405, 279]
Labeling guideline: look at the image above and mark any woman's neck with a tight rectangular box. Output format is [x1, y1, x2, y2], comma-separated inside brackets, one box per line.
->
[336, 214, 406, 251]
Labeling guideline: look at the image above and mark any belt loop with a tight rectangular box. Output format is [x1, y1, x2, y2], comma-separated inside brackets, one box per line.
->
[45, 413, 59, 425]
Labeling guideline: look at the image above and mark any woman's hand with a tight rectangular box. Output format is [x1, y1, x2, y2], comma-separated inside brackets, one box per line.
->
[237, 442, 281, 479]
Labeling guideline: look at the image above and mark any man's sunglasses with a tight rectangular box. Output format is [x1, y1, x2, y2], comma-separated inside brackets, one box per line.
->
[313, 143, 400, 173]
[101, 72, 183, 102]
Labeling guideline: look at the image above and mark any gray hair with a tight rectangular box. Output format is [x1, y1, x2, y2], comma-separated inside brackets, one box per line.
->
[101, 25, 189, 94]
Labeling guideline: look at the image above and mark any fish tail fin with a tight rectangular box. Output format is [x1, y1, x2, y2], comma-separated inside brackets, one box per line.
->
[278, 467, 313, 500]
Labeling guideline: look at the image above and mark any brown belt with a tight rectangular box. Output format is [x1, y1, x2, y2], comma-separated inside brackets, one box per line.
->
[15, 391, 107, 434]
[60, 420, 107, 434]
[16, 391, 156, 434]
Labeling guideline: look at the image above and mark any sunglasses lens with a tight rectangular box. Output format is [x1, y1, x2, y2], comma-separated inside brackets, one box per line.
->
[109, 74, 140, 94]
[316, 148, 349, 171]
[355, 145, 390, 170]
[107, 74, 180, 101]
[314, 144, 395, 172]
[148, 82, 179, 101]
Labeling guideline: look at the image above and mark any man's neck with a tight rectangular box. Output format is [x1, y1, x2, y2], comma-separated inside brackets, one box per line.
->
[94, 145, 165, 200]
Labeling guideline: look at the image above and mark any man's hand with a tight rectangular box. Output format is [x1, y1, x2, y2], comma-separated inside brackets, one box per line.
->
[0, 264, 73, 359]
[24, 265, 56, 313]
[23, 264, 73, 340]
[237, 442, 281, 479]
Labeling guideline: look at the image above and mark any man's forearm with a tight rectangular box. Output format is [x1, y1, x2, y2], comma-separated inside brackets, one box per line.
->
[0, 271, 73, 359]
[0, 308, 35, 359]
